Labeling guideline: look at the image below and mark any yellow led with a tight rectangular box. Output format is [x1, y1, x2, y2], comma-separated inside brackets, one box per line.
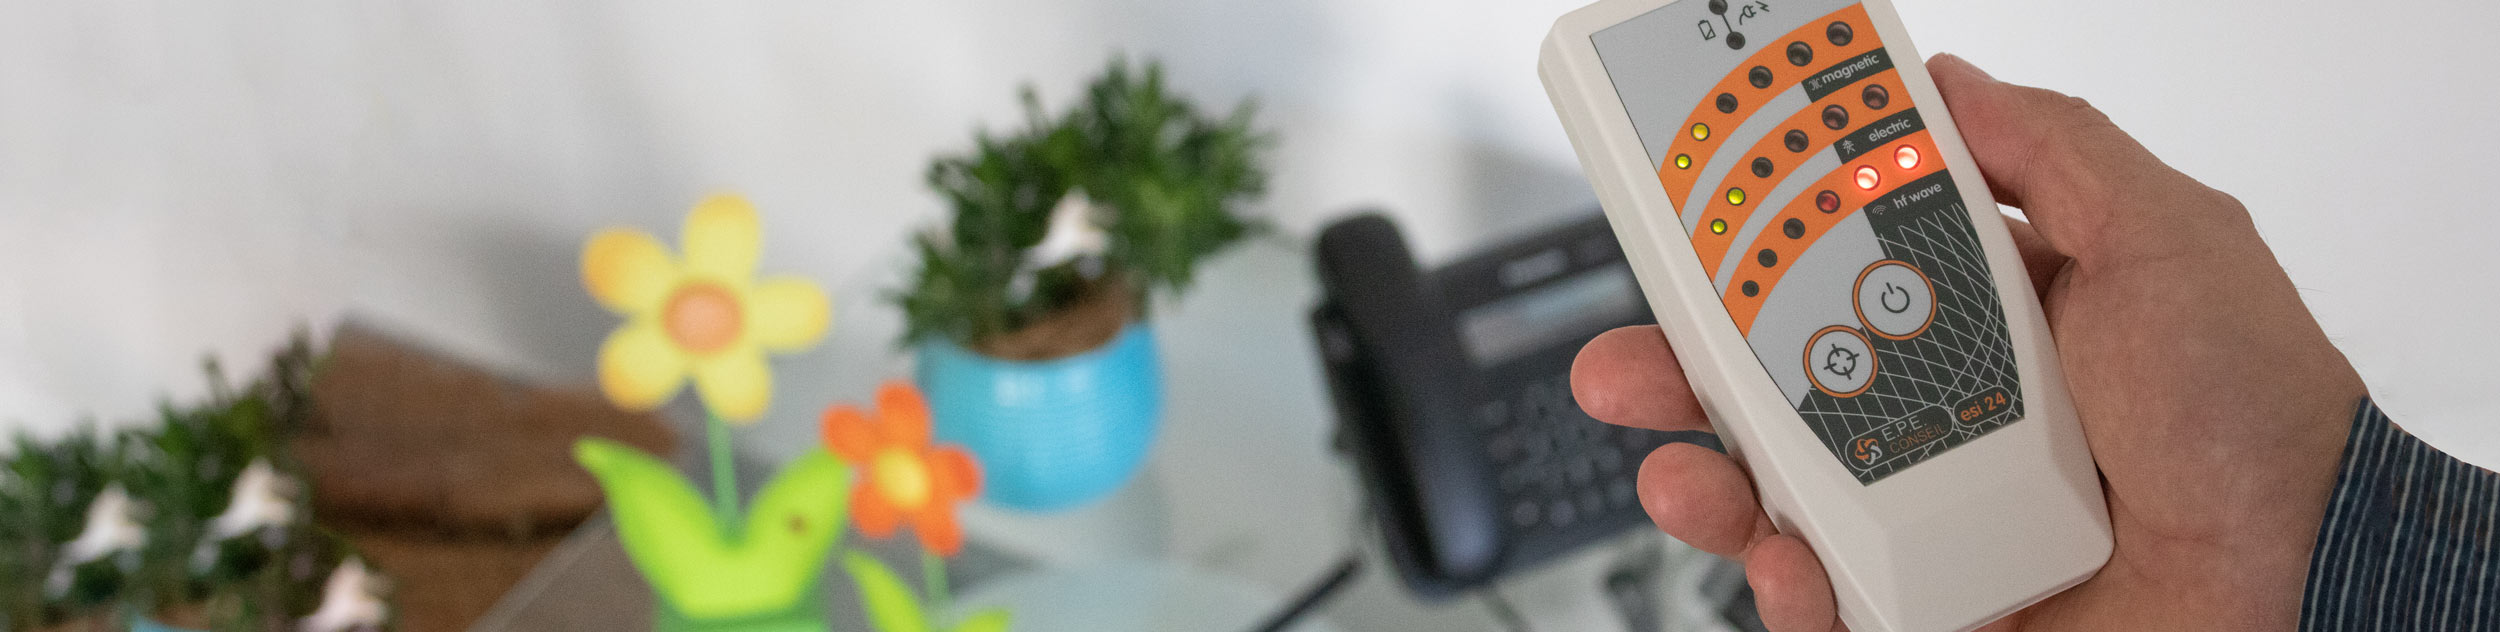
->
[1691, 123, 1711, 141]
[1726, 188, 1747, 206]
[1675, 154, 1693, 169]
[1710, 219, 1728, 234]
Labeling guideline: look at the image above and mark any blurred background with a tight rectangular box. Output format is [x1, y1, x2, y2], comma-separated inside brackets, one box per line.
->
[4, 0, 2496, 630]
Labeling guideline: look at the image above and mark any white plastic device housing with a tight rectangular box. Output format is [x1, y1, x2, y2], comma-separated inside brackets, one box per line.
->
[1539, 1, 2112, 630]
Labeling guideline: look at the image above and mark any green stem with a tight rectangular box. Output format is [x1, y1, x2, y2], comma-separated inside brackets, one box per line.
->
[923, 550, 950, 615]
[709, 415, 738, 532]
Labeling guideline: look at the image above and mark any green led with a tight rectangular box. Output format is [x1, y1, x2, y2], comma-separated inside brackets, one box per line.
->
[1674, 154, 1693, 169]
[1710, 219, 1728, 234]
[1726, 188, 1747, 206]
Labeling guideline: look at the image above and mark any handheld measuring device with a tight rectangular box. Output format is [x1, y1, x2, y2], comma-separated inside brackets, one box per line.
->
[1539, 1, 2111, 629]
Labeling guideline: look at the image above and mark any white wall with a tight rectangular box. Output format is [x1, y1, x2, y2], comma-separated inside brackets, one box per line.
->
[4, 0, 2496, 468]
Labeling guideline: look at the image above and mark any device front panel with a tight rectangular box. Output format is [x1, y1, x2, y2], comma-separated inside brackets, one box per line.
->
[1589, 0, 2022, 484]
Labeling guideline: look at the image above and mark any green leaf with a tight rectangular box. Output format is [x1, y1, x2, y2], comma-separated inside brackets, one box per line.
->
[574, 439, 849, 620]
[844, 550, 929, 632]
[952, 608, 1013, 632]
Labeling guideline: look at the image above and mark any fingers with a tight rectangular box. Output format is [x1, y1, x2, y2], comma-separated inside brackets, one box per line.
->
[1926, 54, 2201, 261]
[1636, 442, 1764, 557]
[1748, 534, 1842, 632]
[1639, 443, 1841, 632]
[1571, 326, 1711, 432]
[2001, 214, 2068, 300]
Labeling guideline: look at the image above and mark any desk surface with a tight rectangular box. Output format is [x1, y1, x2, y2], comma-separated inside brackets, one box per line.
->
[473, 240, 1734, 632]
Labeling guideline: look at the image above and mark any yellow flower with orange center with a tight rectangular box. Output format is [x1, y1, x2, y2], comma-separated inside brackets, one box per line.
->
[581, 194, 831, 423]
[821, 382, 981, 556]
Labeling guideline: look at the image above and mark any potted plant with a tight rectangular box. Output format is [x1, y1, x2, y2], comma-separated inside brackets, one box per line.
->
[110, 361, 263, 632]
[896, 57, 1269, 512]
[5, 343, 391, 632]
[1, 429, 125, 632]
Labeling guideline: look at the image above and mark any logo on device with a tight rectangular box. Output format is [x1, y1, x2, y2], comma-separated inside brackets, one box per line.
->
[1853, 437, 1882, 463]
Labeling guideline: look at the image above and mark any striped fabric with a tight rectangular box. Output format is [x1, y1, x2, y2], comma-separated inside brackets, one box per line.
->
[2301, 399, 2500, 630]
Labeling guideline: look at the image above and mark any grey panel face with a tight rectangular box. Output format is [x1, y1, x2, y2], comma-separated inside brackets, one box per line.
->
[1590, 0, 2025, 484]
[1591, 0, 1821, 169]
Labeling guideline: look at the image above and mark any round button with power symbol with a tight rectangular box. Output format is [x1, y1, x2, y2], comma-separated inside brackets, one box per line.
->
[1853, 260, 1935, 340]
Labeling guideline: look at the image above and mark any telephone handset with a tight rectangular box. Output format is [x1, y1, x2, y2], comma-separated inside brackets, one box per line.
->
[1312, 212, 1685, 598]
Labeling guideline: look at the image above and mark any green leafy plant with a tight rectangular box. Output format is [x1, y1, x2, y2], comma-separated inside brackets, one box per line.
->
[897, 57, 1269, 357]
[121, 359, 283, 623]
[0, 427, 122, 629]
[1, 337, 379, 631]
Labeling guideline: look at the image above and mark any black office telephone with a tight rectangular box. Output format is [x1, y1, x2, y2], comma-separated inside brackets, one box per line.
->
[1311, 211, 1705, 600]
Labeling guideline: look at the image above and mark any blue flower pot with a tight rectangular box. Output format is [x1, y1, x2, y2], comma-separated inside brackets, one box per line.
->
[130, 617, 207, 632]
[918, 324, 1162, 512]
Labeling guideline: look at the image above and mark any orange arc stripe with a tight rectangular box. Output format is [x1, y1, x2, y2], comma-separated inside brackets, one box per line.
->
[1655, 4, 1876, 210]
[1723, 129, 1946, 335]
[1691, 69, 1910, 279]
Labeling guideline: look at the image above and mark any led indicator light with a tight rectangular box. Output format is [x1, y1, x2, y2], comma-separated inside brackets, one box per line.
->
[1816, 190, 1841, 213]
[1727, 188, 1747, 205]
[1855, 166, 1881, 190]
[1675, 154, 1693, 169]
[1894, 145, 1921, 169]
[1692, 123, 1711, 141]
[1710, 219, 1728, 234]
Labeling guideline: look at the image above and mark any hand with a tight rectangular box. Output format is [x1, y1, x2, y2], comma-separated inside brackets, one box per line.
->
[1570, 54, 2369, 631]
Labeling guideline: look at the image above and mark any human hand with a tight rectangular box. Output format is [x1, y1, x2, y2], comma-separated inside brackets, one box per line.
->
[1570, 54, 2368, 631]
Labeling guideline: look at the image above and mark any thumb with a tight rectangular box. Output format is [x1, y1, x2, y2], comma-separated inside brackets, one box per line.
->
[1927, 54, 2233, 263]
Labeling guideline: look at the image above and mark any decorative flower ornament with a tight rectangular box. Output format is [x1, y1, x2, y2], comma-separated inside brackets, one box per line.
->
[204, 460, 295, 542]
[1006, 190, 1110, 303]
[821, 381, 982, 556]
[299, 558, 390, 632]
[48, 486, 144, 596]
[1030, 189, 1108, 272]
[582, 194, 832, 423]
[193, 459, 297, 571]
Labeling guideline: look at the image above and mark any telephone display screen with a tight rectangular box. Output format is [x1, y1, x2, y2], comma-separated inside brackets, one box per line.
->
[1460, 266, 1643, 367]
[1589, 0, 2024, 483]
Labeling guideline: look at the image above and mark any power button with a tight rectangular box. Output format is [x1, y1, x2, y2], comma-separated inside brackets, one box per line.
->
[1854, 260, 1935, 340]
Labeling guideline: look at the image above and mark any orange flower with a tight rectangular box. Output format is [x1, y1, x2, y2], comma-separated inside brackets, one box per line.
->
[821, 381, 982, 556]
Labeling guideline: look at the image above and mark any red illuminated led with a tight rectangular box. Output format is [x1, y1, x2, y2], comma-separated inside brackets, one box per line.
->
[1894, 145, 1921, 169]
[1854, 165, 1881, 190]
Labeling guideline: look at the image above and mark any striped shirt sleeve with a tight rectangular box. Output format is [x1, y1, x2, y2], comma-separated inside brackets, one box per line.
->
[2300, 399, 2500, 630]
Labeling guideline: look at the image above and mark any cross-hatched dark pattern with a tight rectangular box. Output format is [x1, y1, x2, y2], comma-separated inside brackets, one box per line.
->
[1797, 196, 2025, 484]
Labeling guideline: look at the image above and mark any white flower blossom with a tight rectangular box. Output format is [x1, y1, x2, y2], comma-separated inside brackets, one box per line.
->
[299, 558, 389, 632]
[46, 486, 145, 596]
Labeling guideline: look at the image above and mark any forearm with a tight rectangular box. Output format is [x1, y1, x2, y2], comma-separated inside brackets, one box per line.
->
[2300, 399, 2500, 630]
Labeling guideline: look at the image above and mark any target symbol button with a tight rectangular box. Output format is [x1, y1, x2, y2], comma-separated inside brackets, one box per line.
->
[1805, 326, 1877, 398]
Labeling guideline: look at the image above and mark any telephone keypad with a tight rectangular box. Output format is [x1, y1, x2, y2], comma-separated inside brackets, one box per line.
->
[1486, 374, 1663, 536]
